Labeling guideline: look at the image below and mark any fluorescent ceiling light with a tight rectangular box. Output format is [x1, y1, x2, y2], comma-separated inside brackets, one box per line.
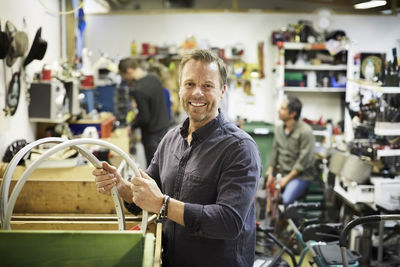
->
[83, 0, 110, 14]
[354, 0, 387, 9]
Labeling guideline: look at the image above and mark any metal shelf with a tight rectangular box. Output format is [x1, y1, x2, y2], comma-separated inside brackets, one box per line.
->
[349, 79, 400, 94]
[29, 114, 71, 123]
[375, 122, 400, 136]
[282, 42, 326, 50]
[280, 86, 346, 92]
[377, 149, 400, 158]
[285, 64, 347, 71]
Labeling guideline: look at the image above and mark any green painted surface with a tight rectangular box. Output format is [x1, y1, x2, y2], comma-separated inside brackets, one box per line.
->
[242, 122, 274, 175]
[0, 230, 152, 267]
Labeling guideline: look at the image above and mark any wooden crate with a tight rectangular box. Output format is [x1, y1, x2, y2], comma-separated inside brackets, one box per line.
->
[1, 165, 130, 214]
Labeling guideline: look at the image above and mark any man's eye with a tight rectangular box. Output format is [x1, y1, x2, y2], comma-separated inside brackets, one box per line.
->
[203, 84, 213, 89]
[185, 82, 194, 87]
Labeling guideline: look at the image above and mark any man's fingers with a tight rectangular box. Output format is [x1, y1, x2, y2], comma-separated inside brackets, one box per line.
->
[95, 172, 116, 182]
[92, 167, 106, 176]
[97, 178, 116, 190]
[139, 169, 151, 180]
[102, 161, 117, 174]
[92, 162, 116, 176]
[131, 175, 146, 186]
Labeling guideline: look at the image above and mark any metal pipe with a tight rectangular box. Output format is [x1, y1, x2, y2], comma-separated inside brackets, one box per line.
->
[2, 138, 148, 235]
[340, 214, 400, 267]
[1, 137, 68, 225]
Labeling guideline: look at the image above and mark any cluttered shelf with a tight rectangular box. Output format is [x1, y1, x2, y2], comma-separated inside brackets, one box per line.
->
[285, 64, 347, 71]
[374, 122, 400, 136]
[279, 86, 346, 92]
[348, 79, 400, 93]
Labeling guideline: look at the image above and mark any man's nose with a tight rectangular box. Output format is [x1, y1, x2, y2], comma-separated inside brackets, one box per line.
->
[192, 84, 204, 96]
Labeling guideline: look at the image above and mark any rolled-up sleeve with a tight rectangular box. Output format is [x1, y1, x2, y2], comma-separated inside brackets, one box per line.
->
[183, 139, 261, 240]
[292, 130, 315, 172]
[268, 136, 278, 168]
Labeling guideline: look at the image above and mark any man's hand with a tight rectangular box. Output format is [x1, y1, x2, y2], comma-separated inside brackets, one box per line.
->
[266, 166, 275, 186]
[266, 173, 275, 186]
[92, 161, 121, 195]
[131, 169, 164, 214]
[279, 175, 290, 188]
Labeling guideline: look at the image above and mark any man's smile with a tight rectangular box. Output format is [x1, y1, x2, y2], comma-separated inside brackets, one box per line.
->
[189, 101, 206, 107]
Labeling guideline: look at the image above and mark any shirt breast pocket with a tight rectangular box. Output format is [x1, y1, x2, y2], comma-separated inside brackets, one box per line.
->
[181, 173, 217, 203]
[288, 133, 300, 152]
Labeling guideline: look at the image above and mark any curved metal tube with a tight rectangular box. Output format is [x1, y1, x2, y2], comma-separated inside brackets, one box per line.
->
[1, 137, 105, 225]
[2, 138, 148, 234]
[1, 137, 68, 226]
[340, 214, 400, 267]
[2, 138, 125, 230]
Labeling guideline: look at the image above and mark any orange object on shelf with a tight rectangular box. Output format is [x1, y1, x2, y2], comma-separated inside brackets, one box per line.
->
[311, 43, 326, 50]
[69, 115, 116, 138]
[100, 116, 116, 138]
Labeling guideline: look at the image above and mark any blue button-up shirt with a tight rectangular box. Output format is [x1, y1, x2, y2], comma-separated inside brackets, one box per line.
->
[127, 111, 261, 267]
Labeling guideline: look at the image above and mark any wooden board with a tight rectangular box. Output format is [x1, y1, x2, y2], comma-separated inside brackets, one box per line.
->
[0, 164, 132, 214]
[0, 164, 95, 181]
[0, 230, 155, 267]
[9, 214, 156, 232]
[5, 179, 128, 214]
[10, 220, 139, 230]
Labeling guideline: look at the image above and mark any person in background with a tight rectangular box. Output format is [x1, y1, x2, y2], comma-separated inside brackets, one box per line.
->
[148, 62, 173, 121]
[266, 95, 315, 206]
[94, 49, 261, 267]
[118, 58, 169, 166]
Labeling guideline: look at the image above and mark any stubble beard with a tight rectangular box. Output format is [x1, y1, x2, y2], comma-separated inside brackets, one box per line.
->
[182, 99, 216, 124]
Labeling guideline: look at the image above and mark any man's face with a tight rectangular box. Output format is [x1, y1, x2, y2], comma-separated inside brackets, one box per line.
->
[120, 68, 136, 83]
[179, 59, 226, 126]
[278, 101, 294, 122]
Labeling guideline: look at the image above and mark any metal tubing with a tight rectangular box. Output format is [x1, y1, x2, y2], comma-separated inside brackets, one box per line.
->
[2, 138, 148, 235]
[340, 214, 400, 267]
[1, 137, 68, 225]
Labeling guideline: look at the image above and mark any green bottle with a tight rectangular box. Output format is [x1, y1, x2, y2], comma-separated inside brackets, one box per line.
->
[131, 40, 137, 56]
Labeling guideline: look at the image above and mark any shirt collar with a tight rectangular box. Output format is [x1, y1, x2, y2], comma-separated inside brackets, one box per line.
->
[180, 109, 224, 144]
[283, 120, 300, 136]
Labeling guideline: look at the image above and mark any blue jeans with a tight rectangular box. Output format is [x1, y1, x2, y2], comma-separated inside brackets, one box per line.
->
[282, 179, 310, 205]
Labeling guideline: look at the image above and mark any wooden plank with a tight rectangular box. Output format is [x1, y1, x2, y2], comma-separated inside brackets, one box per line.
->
[9, 214, 156, 232]
[11, 213, 141, 221]
[10, 220, 140, 231]
[0, 164, 95, 181]
[0, 230, 146, 267]
[143, 233, 155, 267]
[5, 179, 126, 214]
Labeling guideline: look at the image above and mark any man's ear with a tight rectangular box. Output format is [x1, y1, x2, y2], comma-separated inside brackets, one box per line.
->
[220, 84, 227, 100]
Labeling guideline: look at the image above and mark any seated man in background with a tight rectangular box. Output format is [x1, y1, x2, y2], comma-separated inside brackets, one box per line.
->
[266, 95, 315, 206]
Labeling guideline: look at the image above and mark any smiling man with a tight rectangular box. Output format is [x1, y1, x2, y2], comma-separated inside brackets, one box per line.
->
[93, 49, 261, 267]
